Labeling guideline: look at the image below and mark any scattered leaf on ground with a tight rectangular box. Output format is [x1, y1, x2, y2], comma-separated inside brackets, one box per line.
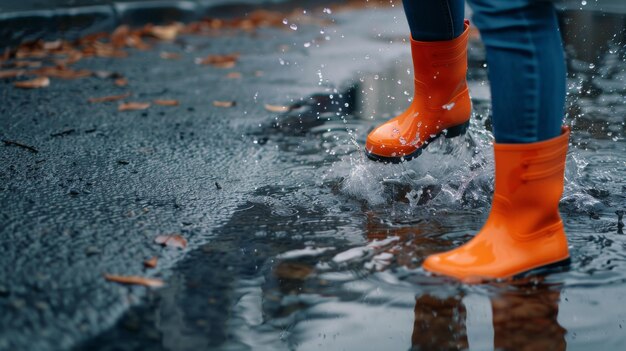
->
[32, 66, 92, 80]
[154, 234, 187, 249]
[42, 40, 63, 50]
[160, 52, 181, 60]
[226, 72, 242, 79]
[148, 23, 182, 41]
[213, 100, 236, 108]
[88, 92, 131, 103]
[14, 76, 49, 89]
[104, 274, 164, 288]
[264, 104, 289, 113]
[114, 77, 128, 87]
[195, 53, 239, 68]
[111, 25, 130, 48]
[119, 102, 151, 111]
[154, 99, 179, 106]
[144, 257, 158, 268]
[0, 69, 26, 78]
[11, 60, 42, 68]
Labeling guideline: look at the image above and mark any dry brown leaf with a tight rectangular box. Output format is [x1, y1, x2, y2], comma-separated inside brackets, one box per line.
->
[111, 25, 130, 48]
[32, 66, 92, 80]
[160, 51, 181, 60]
[53, 50, 83, 66]
[15, 49, 47, 59]
[0, 69, 26, 79]
[144, 257, 158, 268]
[12, 60, 42, 68]
[114, 77, 128, 87]
[213, 100, 236, 108]
[264, 104, 289, 113]
[119, 102, 151, 111]
[154, 234, 187, 249]
[42, 40, 63, 51]
[154, 99, 179, 106]
[195, 53, 239, 68]
[226, 72, 242, 79]
[88, 92, 131, 103]
[104, 274, 164, 288]
[149, 23, 182, 41]
[14, 76, 49, 89]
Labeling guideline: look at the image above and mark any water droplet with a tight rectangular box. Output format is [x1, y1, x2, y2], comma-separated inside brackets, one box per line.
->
[304, 42, 311, 48]
[581, 0, 587, 5]
[289, 23, 298, 31]
[282, 18, 288, 25]
[323, 8, 332, 14]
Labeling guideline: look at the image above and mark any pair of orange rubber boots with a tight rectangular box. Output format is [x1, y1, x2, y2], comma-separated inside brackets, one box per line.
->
[366, 21, 570, 282]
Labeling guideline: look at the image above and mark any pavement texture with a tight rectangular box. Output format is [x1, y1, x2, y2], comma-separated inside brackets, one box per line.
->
[0, 4, 410, 350]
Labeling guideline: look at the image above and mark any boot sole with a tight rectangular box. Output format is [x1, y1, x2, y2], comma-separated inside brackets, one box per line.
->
[513, 257, 572, 279]
[365, 120, 470, 164]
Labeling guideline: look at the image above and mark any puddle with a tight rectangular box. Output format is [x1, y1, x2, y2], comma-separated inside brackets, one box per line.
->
[79, 13, 626, 351]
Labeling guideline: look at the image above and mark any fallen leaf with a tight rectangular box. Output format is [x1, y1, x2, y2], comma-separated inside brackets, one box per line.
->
[104, 274, 164, 288]
[149, 23, 182, 41]
[14, 76, 50, 89]
[0, 69, 26, 79]
[114, 77, 128, 87]
[119, 102, 151, 111]
[111, 25, 130, 48]
[154, 234, 187, 249]
[88, 92, 131, 103]
[264, 104, 289, 113]
[160, 51, 181, 60]
[154, 99, 179, 106]
[144, 257, 158, 268]
[213, 100, 236, 108]
[11, 60, 42, 68]
[226, 72, 242, 79]
[42, 40, 63, 51]
[32, 66, 92, 80]
[53, 50, 83, 66]
[195, 53, 239, 68]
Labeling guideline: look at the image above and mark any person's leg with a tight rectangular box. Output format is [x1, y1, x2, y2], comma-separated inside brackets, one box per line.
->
[402, 0, 465, 41]
[365, 1, 471, 162]
[422, 0, 571, 280]
[470, 0, 566, 142]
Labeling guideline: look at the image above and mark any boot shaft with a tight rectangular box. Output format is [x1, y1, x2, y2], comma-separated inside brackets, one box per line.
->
[410, 19, 470, 111]
[491, 127, 570, 239]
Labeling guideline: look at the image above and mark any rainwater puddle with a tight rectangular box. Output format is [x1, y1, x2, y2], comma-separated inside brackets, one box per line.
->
[81, 17, 625, 351]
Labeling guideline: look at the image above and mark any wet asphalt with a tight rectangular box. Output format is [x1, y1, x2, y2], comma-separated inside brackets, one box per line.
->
[0, 6, 410, 350]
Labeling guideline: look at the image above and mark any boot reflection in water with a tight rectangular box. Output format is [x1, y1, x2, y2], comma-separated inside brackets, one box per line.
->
[411, 282, 566, 351]
[370, 1, 571, 279]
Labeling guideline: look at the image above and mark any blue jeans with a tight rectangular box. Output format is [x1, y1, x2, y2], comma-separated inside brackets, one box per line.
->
[403, 0, 566, 143]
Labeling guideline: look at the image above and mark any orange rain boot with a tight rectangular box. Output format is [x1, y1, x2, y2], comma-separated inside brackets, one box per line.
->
[423, 127, 571, 281]
[365, 20, 472, 163]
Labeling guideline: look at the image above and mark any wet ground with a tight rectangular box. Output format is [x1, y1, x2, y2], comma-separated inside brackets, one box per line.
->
[1, 4, 625, 351]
